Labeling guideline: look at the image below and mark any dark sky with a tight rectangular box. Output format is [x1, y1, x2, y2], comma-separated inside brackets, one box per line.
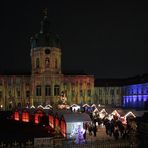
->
[0, 0, 147, 78]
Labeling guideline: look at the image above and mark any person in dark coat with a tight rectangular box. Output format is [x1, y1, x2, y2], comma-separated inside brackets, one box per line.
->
[92, 124, 97, 137]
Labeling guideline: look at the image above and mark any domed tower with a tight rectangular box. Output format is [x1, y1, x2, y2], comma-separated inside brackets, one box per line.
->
[30, 12, 61, 74]
[30, 10, 63, 106]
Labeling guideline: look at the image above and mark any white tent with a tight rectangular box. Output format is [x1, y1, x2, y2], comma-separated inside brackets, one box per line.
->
[30, 105, 35, 109]
[82, 104, 90, 107]
[37, 105, 44, 109]
[71, 104, 80, 112]
[44, 104, 52, 109]
[71, 104, 78, 107]
[99, 109, 108, 119]
[91, 104, 96, 108]
[111, 110, 120, 117]
[62, 113, 91, 139]
[92, 108, 99, 117]
[124, 111, 136, 119]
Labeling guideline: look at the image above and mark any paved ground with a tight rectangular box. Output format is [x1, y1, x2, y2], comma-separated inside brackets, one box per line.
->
[86, 125, 114, 142]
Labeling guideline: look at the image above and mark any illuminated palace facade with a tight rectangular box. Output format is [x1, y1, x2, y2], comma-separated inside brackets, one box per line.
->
[0, 14, 94, 110]
[94, 79, 122, 107]
[0, 13, 148, 111]
[122, 76, 148, 109]
[95, 77, 148, 109]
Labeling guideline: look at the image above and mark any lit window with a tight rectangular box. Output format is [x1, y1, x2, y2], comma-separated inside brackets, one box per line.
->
[54, 85, 60, 96]
[87, 89, 91, 97]
[36, 85, 41, 96]
[45, 85, 51, 96]
[45, 57, 50, 68]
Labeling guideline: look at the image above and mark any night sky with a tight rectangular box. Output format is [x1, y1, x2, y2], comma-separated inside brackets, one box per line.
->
[0, 0, 147, 78]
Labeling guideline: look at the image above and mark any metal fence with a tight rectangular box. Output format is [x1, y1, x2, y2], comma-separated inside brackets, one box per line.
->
[0, 138, 137, 148]
[51, 139, 137, 148]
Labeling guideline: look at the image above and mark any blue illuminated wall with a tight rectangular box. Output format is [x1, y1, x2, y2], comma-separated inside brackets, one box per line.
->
[122, 83, 148, 109]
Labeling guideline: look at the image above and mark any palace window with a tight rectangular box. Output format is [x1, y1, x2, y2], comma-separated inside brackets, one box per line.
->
[0, 91, 2, 98]
[36, 85, 41, 96]
[36, 58, 40, 68]
[45, 57, 50, 68]
[105, 99, 108, 105]
[54, 85, 60, 96]
[80, 90, 83, 97]
[45, 85, 51, 96]
[17, 90, 20, 97]
[116, 89, 120, 95]
[55, 59, 58, 69]
[99, 89, 102, 95]
[72, 90, 75, 97]
[110, 89, 114, 95]
[26, 91, 30, 98]
[87, 89, 91, 97]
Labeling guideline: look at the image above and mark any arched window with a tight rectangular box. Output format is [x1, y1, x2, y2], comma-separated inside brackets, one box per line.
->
[87, 89, 91, 97]
[45, 57, 50, 68]
[80, 90, 83, 97]
[0, 90, 2, 98]
[54, 85, 60, 96]
[55, 59, 58, 69]
[45, 85, 51, 96]
[26, 90, 30, 98]
[36, 85, 41, 96]
[36, 58, 40, 68]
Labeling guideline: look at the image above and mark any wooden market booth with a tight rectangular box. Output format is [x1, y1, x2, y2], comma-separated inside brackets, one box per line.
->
[60, 112, 91, 138]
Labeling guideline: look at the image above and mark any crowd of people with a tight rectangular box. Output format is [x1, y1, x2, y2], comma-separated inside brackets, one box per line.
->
[103, 117, 137, 141]
[82, 114, 137, 142]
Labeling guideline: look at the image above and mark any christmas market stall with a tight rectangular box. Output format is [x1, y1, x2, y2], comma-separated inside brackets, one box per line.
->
[29, 106, 36, 123]
[61, 113, 91, 138]
[70, 104, 80, 112]
[54, 112, 60, 128]
[55, 110, 71, 128]
[92, 108, 99, 117]
[82, 104, 91, 112]
[44, 104, 52, 110]
[14, 109, 21, 121]
[120, 111, 136, 125]
[22, 109, 29, 122]
[48, 110, 55, 128]
[99, 108, 108, 119]
[34, 108, 45, 124]
[91, 104, 96, 110]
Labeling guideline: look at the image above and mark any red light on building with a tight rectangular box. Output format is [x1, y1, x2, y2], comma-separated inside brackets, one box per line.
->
[55, 116, 59, 127]
[49, 114, 54, 128]
[61, 119, 66, 137]
[14, 111, 19, 121]
[22, 112, 29, 122]
[35, 113, 43, 124]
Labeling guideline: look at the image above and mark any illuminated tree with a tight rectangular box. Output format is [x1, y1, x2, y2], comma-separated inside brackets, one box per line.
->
[75, 126, 85, 144]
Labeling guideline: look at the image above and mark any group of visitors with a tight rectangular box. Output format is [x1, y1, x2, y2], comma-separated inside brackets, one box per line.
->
[84, 123, 97, 137]
[103, 118, 137, 140]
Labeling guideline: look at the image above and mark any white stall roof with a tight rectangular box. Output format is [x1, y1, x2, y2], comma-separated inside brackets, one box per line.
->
[63, 113, 91, 123]
[82, 104, 90, 107]
[71, 104, 79, 107]
[44, 104, 52, 109]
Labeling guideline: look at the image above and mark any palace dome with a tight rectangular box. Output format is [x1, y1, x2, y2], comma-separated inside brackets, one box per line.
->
[30, 14, 61, 48]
